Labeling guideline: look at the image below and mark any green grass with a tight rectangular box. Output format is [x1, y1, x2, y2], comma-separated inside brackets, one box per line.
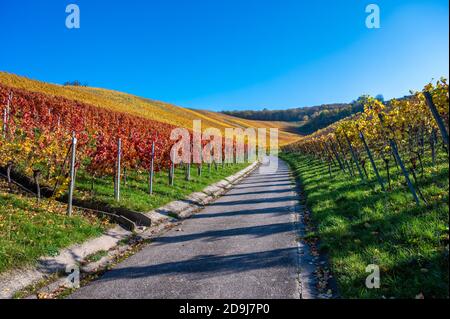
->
[84, 250, 109, 263]
[280, 151, 449, 299]
[74, 163, 249, 212]
[0, 191, 107, 273]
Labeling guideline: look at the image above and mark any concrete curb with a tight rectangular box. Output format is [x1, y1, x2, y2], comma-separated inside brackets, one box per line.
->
[143, 161, 259, 225]
[0, 161, 259, 299]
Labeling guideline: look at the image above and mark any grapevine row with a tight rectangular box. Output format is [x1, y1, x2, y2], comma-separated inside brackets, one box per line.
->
[283, 79, 449, 204]
[0, 84, 186, 196]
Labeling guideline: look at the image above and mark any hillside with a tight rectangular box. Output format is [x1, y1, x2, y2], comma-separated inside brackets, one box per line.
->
[223, 102, 365, 135]
[280, 79, 449, 298]
[0, 72, 301, 145]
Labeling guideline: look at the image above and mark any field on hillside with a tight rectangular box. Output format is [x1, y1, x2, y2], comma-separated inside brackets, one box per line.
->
[281, 79, 449, 298]
[0, 72, 301, 145]
[0, 80, 250, 215]
[281, 152, 448, 298]
[0, 83, 177, 195]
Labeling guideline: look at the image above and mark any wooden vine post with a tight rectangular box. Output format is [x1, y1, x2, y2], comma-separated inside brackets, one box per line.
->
[358, 128, 385, 191]
[169, 161, 175, 186]
[2, 108, 7, 138]
[114, 138, 122, 202]
[2, 92, 12, 139]
[149, 141, 155, 195]
[430, 128, 437, 166]
[67, 131, 77, 216]
[33, 170, 41, 203]
[378, 114, 420, 205]
[423, 91, 449, 149]
[328, 140, 345, 172]
[323, 142, 336, 168]
[336, 135, 354, 177]
[6, 161, 13, 185]
[198, 148, 202, 177]
[186, 142, 191, 181]
[343, 132, 365, 181]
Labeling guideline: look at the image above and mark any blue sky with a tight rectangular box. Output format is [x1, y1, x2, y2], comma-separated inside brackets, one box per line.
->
[0, 0, 448, 111]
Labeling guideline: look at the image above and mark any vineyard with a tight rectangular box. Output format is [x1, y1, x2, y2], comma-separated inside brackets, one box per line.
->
[0, 83, 178, 197]
[283, 79, 449, 205]
[1, 73, 448, 297]
[281, 79, 449, 298]
[0, 81, 253, 275]
[0, 82, 253, 218]
[0, 72, 301, 146]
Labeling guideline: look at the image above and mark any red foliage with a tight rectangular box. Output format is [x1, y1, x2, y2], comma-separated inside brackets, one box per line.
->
[0, 83, 177, 176]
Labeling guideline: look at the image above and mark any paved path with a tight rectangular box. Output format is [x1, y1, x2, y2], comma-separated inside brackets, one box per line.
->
[70, 159, 306, 299]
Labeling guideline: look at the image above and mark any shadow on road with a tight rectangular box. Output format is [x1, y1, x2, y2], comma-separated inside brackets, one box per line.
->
[97, 247, 297, 281]
[209, 195, 298, 206]
[191, 205, 292, 219]
[153, 222, 295, 245]
[222, 189, 293, 197]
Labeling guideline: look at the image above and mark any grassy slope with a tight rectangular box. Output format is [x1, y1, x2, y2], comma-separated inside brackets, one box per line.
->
[280, 151, 449, 298]
[0, 183, 108, 273]
[0, 72, 300, 145]
[75, 163, 249, 212]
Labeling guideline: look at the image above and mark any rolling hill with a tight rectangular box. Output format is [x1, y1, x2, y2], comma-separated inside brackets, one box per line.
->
[0, 72, 301, 145]
[223, 102, 365, 135]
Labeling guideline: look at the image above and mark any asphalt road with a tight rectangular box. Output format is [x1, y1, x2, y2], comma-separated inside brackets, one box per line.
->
[69, 159, 304, 299]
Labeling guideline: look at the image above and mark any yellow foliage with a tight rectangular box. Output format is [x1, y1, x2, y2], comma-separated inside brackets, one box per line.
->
[0, 72, 300, 146]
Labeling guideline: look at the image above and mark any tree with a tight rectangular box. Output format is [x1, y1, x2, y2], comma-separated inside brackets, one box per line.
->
[375, 94, 385, 102]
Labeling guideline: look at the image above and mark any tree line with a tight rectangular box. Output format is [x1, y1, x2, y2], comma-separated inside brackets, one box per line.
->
[222, 96, 389, 135]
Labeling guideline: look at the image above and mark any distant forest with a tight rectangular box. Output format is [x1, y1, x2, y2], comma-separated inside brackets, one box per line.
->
[222, 97, 376, 135]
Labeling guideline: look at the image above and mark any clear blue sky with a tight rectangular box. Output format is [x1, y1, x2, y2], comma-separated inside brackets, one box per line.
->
[0, 0, 448, 111]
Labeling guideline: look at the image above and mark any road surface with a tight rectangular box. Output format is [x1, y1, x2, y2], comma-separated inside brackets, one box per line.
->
[69, 159, 310, 299]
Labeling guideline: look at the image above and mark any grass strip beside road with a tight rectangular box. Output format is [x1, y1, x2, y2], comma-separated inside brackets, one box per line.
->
[0, 190, 108, 274]
[280, 152, 449, 298]
[75, 163, 250, 212]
